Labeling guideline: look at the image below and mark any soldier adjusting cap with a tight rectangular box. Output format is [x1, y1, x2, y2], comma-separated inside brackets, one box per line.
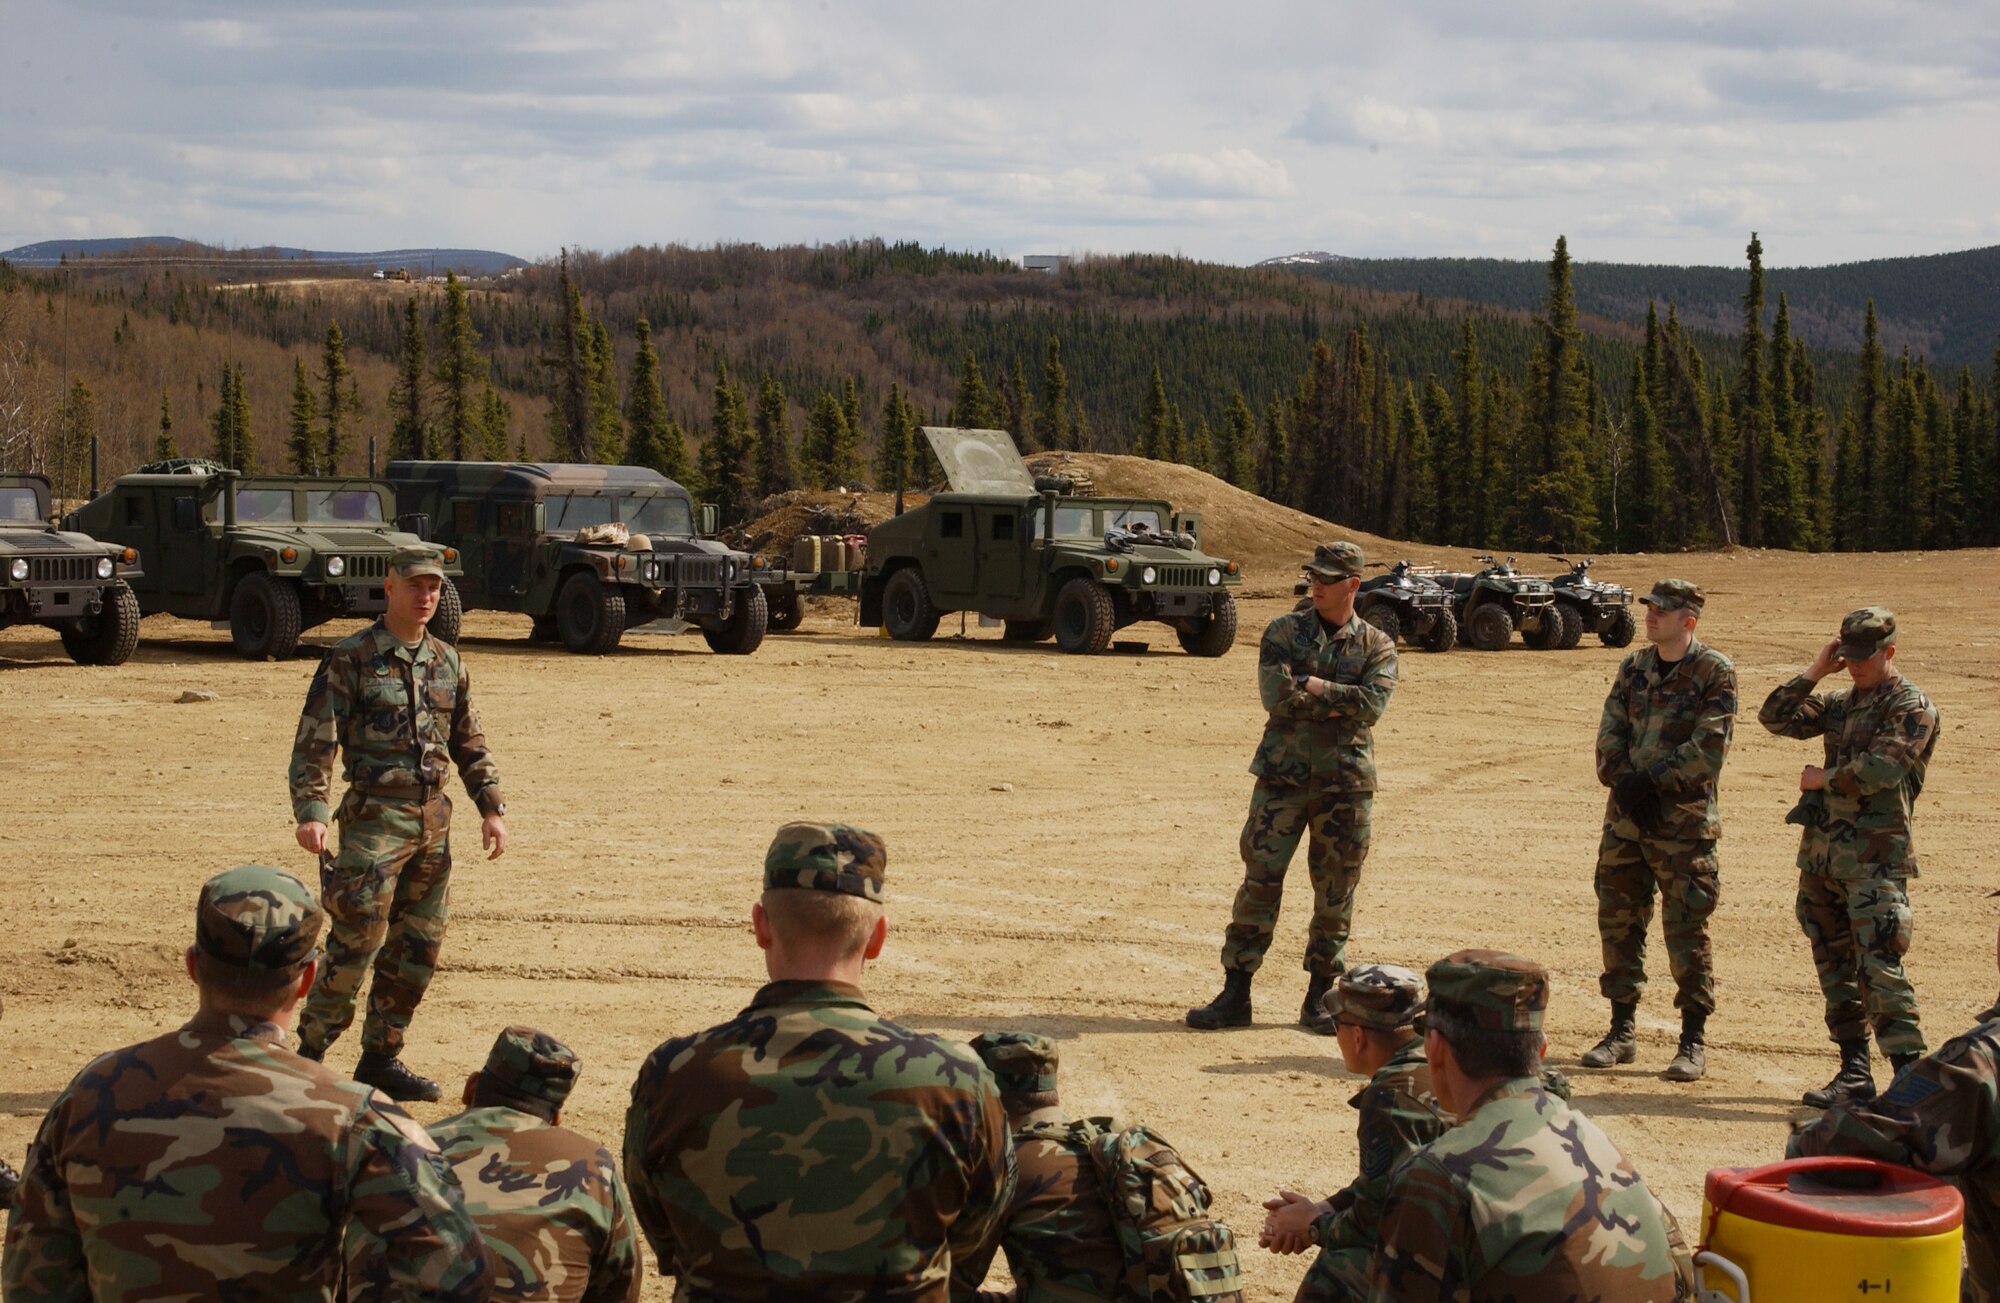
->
[195, 865, 323, 973]
[1425, 948, 1548, 1033]
[480, 1025, 580, 1109]
[1837, 606, 1895, 661]
[1639, 578, 1704, 614]
[1304, 541, 1365, 580]
[764, 820, 888, 901]
[388, 543, 447, 580]
[1324, 963, 1425, 1032]
[970, 1031, 1059, 1097]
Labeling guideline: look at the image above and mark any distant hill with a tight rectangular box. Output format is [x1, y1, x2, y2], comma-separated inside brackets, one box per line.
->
[1275, 245, 2000, 369]
[0, 236, 528, 277]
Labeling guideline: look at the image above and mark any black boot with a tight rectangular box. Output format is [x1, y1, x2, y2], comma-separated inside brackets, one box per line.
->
[1300, 973, 1337, 1035]
[1580, 1001, 1638, 1068]
[354, 1052, 442, 1103]
[1802, 1037, 1876, 1108]
[1186, 971, 1253, 1030]
[1889, 1052, 1922, 1078]
[295, 1038, 326, 1063]
[1665, 1008, 1708, 1082]
[0, 1155, 20, 1206]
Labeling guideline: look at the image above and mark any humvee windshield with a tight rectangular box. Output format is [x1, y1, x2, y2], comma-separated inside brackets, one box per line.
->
[1105, 506, 1163, 532]
[0, 487, 42, 523]
[546, 494, 615, 532]
[206, 488, 296, 523]
[622, 495, 693, 537]
[307, 489, 386, 523]
[1028, 506, 1096, 540]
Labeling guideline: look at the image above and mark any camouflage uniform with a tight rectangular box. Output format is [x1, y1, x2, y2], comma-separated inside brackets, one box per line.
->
[288, 545, 504, 1059]
[1759, 609, 1939, 1057]
[1593, 580, 1736, 1014]
[1787, 1000, 2000, 1303]
[623, 822, 1016, 1300]
[1298, 967, 1447, 1303]
[430, 1026, 645, 1302]
[953, 1033, 1127, 1303]
[1368, 950, 1687, 1302]
[1224, 543, 1397, 978]
[1, 866, 490, 1301]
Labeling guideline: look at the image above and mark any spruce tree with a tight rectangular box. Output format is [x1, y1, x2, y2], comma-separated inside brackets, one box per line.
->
[287, 357, 319, 474]
[1449, 323, 1483, 541]
[746, 376, 793, 496]
[1257, 396, 1290, 504]
[840, 378, 865, 470]
[1189, 415, 1214, 475]
[1040, 337, 1070, 451]
[1795, 340, 1831, 549]
[477, 385, 512, 461]
[799, 391, 844, 489]
[623, 320, 690, 482]
[1397, 381, 1434, 541]
[951, 350, 996, 429]
[1764, 293, 1806, 548]
[1837, 303, 1886, 549]
[1009, 358, 1038, 453]
[1166, 404, 1187, 464]
[1733, 234, 1771, 547]
[433, 272, 484, 459]
[549, 250, 591, 461]
[155, 388, 176, 460]
[388, 296, 430, 461]
[54, 379, 95, 502]
[875, 383, 917, 490]
[210, 364, 250, 470]
[1519, 236, 1598, 550]
[1622, 354, 1667, 551]
[1419, 377, 1456, 544]
[1140, 367, 1170, 460]
[1221, 391, 1255, 488]
[698, 361, 755, 523]
[318, 322, 355, 473]
[586, 319, 623, 463]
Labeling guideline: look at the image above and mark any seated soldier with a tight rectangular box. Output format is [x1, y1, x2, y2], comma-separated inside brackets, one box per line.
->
[430, 1026, 645, 1302]
[951, 1032, 1128, 1301]
[1, 865, 489, 1300]
[1260, 965, 1447, 1301]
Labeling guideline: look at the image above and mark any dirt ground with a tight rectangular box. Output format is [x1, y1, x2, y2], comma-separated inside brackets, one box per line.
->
[2, 542, 1995, 1299]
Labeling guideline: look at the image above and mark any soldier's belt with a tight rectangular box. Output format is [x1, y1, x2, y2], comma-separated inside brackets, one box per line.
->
[349, 778, 444, 803]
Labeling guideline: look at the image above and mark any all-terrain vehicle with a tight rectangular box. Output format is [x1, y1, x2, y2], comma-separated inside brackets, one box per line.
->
[859, 428, 1242, 655]
[67, 460, 457, 660]
[1, 473, 143, 665]
[388, 461, 765, 656]
[1546, 556, 1635, 649]
[1435, 554, 1560, 652]
[1290, 559, 1456, 652]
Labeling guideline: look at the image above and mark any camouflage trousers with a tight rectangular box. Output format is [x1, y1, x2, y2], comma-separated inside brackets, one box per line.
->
[1296, 1245, 1367, 1302]
[1221, 781, 1371, 977]
[297, 790, 453, 1057]
[1795, 870, 1925, 1056]
[1594, 830, 1720, 1012]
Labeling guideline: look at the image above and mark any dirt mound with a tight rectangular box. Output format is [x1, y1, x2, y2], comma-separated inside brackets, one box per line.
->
[734, 488, 929, 555]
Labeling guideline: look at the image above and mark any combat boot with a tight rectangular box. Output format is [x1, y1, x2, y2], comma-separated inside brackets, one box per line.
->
[1579, 1001, 1638, 1068]
[0, 1155, 20, 1206]
[1802, 1038, 1875, 1108]
[1186, 971, 1253, 1030]
[354, 1052, 443, 1103]
[1665, 1008, 1708, 1082]
[1889, 1052, 1922, 1078]
[1300, 973, 1337, 1035]
[295, 1039, 326, 1063]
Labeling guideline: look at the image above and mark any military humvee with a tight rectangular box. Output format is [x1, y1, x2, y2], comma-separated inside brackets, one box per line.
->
[859, 428, 1241, 655]
[67, 459, 460, 660]
[1, 473, 143, 665]
[388, 461, 766, 656]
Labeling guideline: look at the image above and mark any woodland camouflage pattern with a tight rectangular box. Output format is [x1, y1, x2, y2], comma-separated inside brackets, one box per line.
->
[763, 820, 889, 902]
[623, 979, 1015, 1300]
[949, 1115, 1127, 1302]
[1225, 609, 1397, 976]
[1787, 1001, 2000, 1303]
[430, 1104, 645, 1302]
[1760, 669, 1939, 1054]
[1595, 638, 1736, 1012]
[1, 1012, 489, 1301]
[194, 863, 323, 971]
[1366, 1077, 1685, 1302]
[1324, 964, 1425, 1033]
[1299, 1036, 1446, 1302]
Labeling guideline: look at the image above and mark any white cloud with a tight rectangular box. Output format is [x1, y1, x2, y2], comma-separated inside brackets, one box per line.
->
[1141, 150, 1294, 200]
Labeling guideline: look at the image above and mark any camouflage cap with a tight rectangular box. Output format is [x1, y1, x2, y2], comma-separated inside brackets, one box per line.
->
[194, 865, 323, 973]
[1425, 948, 1549, 1033]
[388, 543, 446, 580]
[479, 1025, 580, 1109]
[1639, 578, 1705, 614]
[969, 1031, 1059, 1097]
[1837, 606, 1896, 661]
[1324, 963, 1425, 1032]
[764, 821, 888, 901]
[1304, 541, 1365, 580]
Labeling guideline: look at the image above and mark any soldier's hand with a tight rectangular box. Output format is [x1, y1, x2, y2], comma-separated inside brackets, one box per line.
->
[1303, 675, 1328, 698]
[1799, 765, 1828, 792]
[1806, 638, 1846, 682]
[1258, 1189, 1320, 1253]
[295, 821, 328, 855]
[482, 812, 508, 860]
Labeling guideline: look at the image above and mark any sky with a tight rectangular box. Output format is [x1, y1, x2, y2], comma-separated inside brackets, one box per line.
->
[5, 1, 1998, 269]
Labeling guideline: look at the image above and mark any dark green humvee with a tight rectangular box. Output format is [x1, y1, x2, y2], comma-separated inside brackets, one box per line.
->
[388, 460, 766, 655]
[1, 473, 143, 665]
[859, 428, 1241, 655]
[66, 459, 459, 660]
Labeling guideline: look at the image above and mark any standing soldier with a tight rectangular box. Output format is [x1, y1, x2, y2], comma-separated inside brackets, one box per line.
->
[289, 543, 507, 1103]
[1583, 578, 1736, 1082]
[623, 821, 1015, 1298]
[1761, 607, 1940, 1108]
[1188, 542, 1398, 1033]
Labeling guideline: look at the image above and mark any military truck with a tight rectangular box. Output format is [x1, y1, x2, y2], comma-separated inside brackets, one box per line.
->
[0, 473, 143, 665]
[67, 459, 460, 660]
[388, 461, 766, 656]
[859, 428, 1241, 656]
[1435, 554, 1561, 652]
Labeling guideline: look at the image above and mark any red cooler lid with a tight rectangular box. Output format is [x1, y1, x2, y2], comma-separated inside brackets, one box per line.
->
[1705, 1158, 1963, 1239]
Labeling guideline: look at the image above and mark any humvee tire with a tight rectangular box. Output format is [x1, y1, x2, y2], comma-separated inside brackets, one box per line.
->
[1467, 602, 1513, 652]
[230, 572, 303, 660]
[1556, 603, 1585, 649]
[1053, 576, 1115, 655]
[883, 568, 940, 641]
[59, 580, 142, 666]
[558, 571, 625, 655]
[1418, 607, 1457, 653]
[1524, 608, 1564, 650]
[703, 584, 768, 655]
[1601, 605, 1637, 648]
[766, 586, 803, 632]
[431, 578, 463, 645]
[1359, 601, 1402, 644]
[1175, 592, 1238, 658]
[1002, 619, 1051, 643]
